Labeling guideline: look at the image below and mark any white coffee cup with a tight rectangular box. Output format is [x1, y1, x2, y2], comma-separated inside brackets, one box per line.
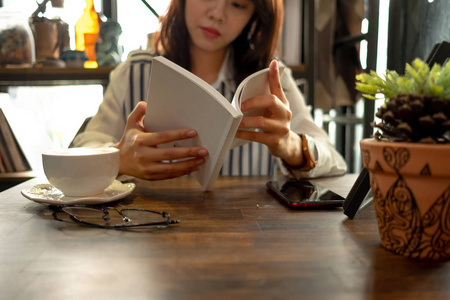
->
[42, 147, 120, 197]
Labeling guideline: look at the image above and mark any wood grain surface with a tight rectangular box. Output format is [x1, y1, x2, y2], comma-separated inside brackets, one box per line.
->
[1, 175, 449, 300]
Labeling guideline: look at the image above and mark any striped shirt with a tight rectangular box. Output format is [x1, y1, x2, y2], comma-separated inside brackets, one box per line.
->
[73, 49, 347, 178]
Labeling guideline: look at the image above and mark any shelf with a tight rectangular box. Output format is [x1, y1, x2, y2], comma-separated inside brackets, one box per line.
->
[0, 171, 35, 179]
[289, 64, 307, 78]
[0, 171, 35, 192]
[0, 66, 114, 87]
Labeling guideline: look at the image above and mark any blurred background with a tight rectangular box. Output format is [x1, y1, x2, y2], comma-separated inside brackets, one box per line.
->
[1, 0, 449, 186]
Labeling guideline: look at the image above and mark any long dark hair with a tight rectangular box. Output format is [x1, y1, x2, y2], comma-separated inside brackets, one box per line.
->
[153, 0, 284, 86]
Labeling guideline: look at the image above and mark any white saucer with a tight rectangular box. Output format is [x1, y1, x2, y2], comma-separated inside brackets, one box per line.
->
[21, 180, 136, 205]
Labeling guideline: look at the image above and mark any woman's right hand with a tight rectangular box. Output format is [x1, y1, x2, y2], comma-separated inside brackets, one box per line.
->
[114, 102, 208, 181]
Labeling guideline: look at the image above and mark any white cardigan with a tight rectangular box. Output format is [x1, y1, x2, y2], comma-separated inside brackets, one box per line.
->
[72, 50, 347, 178]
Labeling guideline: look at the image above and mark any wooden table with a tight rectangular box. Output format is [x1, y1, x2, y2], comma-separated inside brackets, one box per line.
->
[0, 67, 113, 87]
[1, 175, 449, 300]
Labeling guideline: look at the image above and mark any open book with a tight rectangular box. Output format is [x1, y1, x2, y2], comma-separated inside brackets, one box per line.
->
[144, 56, 284, 191]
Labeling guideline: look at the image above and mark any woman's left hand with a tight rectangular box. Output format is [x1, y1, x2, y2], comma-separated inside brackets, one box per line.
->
[235, 59, 304, 167]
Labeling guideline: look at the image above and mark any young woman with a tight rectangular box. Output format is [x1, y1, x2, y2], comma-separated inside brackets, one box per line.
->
[72, 0, 347, 182]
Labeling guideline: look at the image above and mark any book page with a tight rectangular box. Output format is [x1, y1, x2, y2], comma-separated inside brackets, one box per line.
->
[230, 66, 285, 148]
[144, 56, 243, 190]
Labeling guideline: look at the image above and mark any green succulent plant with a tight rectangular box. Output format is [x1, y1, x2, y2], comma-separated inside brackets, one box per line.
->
[356, 58, 450, 143]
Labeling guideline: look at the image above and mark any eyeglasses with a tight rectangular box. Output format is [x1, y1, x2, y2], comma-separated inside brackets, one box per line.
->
[51, 206, 180, 229]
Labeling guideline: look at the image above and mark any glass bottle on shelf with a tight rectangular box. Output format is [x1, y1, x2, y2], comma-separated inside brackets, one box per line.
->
[74, 0, 102, 68]
[0, 10, 36, 67]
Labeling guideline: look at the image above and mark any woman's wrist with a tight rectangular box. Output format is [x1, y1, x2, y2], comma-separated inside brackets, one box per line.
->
[282, 134, 318, 178]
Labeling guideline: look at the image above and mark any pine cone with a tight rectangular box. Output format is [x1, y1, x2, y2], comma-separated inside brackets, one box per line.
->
[373, 95, 450, 143]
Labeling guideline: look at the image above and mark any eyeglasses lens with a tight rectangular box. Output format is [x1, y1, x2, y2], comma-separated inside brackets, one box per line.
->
[61, 207, 110, 224]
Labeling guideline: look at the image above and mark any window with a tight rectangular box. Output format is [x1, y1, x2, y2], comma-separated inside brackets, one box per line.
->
[0, 1, 170, 172]
[117, 0, 169, 59]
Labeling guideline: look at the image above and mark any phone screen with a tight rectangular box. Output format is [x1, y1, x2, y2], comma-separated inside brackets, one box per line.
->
[266, 180, 345, 209]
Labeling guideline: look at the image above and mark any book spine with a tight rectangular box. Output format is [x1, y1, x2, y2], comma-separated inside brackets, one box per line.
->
[0, 109, 31, 172]
[0, 151, 8, 173]
[0, 124, 15, 173]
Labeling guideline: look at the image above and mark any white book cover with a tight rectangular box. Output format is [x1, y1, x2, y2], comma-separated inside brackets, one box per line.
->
[144, 56, 284, 190]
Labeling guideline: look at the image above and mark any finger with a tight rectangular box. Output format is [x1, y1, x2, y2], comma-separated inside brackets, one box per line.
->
[146, 128, 199, 147]
[240, 94, 292, 124]
[268, 60, 288, 105]
[138, 157, 206, 181]
[235, 129, 273, 146]
[236, 126, 290, 154]
[126, 101, 147, 130]
[241, 95, 270, 110]
[130, 145, 208, 171]
[147, 146, 209, 162]
[238, 116, 284, 134]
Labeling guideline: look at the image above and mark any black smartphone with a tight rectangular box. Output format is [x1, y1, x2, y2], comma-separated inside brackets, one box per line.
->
[266, 180, 345, 209]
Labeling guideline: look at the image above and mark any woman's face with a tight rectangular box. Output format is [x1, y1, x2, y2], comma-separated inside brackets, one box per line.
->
[185, 0, 255, 54]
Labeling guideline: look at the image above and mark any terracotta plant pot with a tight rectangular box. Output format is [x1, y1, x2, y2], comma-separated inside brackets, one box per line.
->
[360, 138, 450, 260]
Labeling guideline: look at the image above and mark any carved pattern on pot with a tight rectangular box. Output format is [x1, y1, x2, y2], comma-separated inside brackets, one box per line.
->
[368, 146, 450, 260]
